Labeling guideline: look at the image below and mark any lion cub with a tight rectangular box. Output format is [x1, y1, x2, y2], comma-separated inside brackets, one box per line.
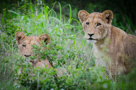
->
[15, 32, 66, 76]
[78, 10, 136, 77]
[15, 32, 52, 73]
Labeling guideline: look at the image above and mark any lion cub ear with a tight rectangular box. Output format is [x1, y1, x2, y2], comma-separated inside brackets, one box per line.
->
[15, 32, 26, 45]
[39, 34, 51, 45]
[102, 10, 113, 24]
[78, 10, 89, 23]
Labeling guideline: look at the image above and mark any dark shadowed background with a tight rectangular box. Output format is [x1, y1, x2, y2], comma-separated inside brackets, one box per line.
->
[0, 0, 136, 31]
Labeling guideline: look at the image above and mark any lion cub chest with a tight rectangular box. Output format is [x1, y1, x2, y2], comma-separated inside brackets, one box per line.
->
[93, 44, 108, 68]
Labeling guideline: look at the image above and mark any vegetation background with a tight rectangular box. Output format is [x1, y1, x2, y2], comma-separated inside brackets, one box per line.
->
[0, 0, 136, 90]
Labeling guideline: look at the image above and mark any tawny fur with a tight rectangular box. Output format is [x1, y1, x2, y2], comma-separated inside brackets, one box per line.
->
[78, 10, 136, 76]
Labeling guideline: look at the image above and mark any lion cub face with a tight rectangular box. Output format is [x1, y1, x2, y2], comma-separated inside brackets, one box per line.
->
[78, 10, 113, 43]
[15, 32, 50, 57]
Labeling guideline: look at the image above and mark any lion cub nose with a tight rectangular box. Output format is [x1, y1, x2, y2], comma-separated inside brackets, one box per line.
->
[88, 34, 94, 38]
[24, 55, 31, 57]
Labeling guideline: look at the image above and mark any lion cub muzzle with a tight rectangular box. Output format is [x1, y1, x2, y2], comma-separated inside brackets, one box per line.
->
[88, 33, 95, 40]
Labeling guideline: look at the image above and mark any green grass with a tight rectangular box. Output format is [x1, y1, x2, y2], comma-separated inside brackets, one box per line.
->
[0, 1, 136, 90]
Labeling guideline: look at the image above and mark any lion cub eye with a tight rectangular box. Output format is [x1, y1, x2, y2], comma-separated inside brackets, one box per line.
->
[86, 22, 89, 25]
[96, 23, 101, 26]
[22, 44, 26, 47]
